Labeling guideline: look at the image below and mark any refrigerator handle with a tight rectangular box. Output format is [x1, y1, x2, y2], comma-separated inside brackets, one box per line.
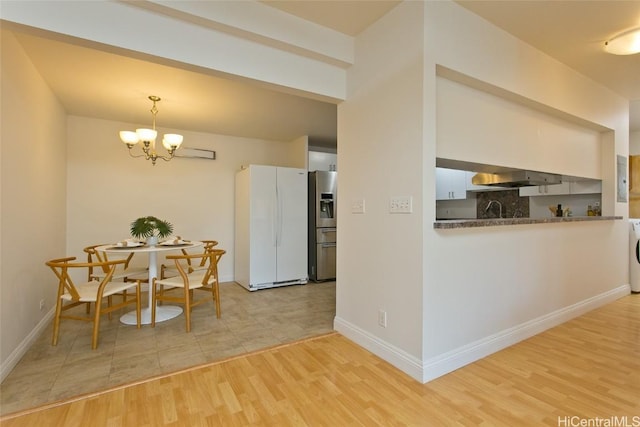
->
[279, 183, 284, 246]
[275, 182, 283, 247]
[271, 184, 278, 247]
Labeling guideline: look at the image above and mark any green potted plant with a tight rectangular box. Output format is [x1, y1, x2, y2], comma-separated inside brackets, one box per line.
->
[130, 216, 173, 245]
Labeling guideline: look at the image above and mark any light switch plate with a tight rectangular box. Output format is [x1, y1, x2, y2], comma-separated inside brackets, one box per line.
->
[352, 199, 365, 214]
[390, 196, 412, 213]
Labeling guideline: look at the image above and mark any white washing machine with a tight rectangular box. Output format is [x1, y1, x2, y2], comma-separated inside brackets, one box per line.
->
[629, 219, 640, 292]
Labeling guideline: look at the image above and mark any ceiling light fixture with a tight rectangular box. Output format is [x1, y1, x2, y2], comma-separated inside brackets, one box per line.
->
[604, 27, 640, 55]
[119, 95, 183, 165]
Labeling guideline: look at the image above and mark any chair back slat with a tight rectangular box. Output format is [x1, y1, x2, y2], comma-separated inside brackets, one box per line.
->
[171, 253, 212, 285]
[199, 241, 219, 267]
[84, 244, 136, 278]
[166, 248, 225, 286]
[61, 266, 80, 300]
[174, 240, 218, 268]
[204, 249, 224, 284]
[46, 257, 81, 300]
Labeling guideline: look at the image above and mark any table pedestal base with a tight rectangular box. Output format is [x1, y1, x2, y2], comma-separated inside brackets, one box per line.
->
[120, 306, 183, 325]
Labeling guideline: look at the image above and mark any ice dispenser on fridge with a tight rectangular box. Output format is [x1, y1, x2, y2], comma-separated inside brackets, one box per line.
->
[309, 171, 337, 281]
[320, 193, 335, 220]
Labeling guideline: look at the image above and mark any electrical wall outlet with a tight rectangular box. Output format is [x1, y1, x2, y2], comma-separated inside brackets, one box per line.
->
[378, 309, 387, 328]
[352, 199, 365, 214]
[389, 196, 412, 213]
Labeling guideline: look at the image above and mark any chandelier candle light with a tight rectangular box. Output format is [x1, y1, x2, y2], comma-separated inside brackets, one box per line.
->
[119, 95, 184, 165]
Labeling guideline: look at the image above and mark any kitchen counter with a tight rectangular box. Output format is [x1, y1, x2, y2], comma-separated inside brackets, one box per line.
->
[434, 216, 622, 229]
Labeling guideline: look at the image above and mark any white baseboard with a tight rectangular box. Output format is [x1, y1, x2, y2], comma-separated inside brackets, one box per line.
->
[334, 317, 424, 382]
[335, 284, 630, 384]
[1, 308, 54, 383]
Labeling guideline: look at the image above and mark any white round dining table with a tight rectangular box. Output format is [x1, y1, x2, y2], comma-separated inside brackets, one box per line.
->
[97, 241, 203, 325]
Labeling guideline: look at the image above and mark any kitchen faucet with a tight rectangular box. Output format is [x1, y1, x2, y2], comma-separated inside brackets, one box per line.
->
[485, 200, 503, 218]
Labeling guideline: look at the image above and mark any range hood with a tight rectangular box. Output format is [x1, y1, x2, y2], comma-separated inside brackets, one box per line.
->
[471, 170, 562, 188]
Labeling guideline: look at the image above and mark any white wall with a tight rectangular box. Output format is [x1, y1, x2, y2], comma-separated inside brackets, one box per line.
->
[336, 1, 425, 376]
[288, 135, 309, 170]
[66, 116, 305, 283]
[1, 0, 350, 102]
[337, 0, 629, 383]
[1, 30, 67, 379]
[436, 76, 603, 179]
[435, 198, 477, 220]
[423, 1, 628, 379]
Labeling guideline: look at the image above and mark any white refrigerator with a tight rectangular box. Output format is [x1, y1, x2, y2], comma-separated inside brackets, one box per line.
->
[235, 165, 308, 291]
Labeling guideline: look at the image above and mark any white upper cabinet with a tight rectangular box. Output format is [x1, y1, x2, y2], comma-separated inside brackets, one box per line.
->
[309, 151, 337, 171]
[569, 180, 602, 194]
[519, 180, 601, 196]
[436, 168, 467, 200]
[519, 182, 571, 196]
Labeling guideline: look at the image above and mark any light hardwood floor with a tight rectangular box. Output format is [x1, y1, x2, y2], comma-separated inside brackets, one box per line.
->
[1, 293, 638, 426]
[0, 281, 336, 416]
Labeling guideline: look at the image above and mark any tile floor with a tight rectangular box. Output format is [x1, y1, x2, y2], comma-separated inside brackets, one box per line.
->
[0, 281, 336, 415]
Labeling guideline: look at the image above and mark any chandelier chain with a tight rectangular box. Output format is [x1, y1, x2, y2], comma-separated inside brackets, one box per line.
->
[149, 95, 159, 130]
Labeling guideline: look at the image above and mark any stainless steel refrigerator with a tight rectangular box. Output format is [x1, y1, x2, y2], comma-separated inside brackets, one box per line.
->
[308, 171, 337, 281]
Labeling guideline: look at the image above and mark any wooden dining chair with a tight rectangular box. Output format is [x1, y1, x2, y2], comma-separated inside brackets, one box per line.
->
[46, 257, 142, 349]
[83, 244, 148, 316]
[152, 249, 225, 332]
[83, 244, 148, 283]
[159, 240, 218, 279]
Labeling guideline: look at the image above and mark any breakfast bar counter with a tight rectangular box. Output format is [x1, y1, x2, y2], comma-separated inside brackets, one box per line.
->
[434, 216, 622, 229]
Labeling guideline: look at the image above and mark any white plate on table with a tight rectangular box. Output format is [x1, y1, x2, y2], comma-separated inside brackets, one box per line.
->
[159, 240, 191, 247]
[109, 241, 145, 249]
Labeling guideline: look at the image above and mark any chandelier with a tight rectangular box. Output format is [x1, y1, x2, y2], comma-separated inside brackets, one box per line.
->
[119, 95, 184, 165]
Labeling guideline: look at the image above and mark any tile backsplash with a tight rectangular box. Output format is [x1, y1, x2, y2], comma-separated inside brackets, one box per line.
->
[476, 190, 529, 219]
